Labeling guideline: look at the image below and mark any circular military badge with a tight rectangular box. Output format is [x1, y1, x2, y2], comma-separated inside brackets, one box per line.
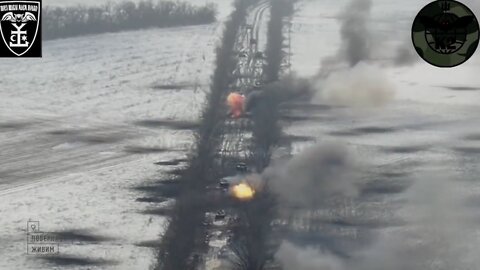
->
[412, 0, 479, 67]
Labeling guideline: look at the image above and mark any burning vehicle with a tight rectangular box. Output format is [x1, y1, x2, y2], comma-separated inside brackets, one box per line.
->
[226, 92, 246, 118]
[230, 182, 256, 201]
[217, 173, 258, 201]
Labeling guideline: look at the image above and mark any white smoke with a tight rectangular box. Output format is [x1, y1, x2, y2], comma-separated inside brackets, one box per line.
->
[314, 62, 395, 107]
[275, 241, 344, 270]
[312, 0, 395, 107]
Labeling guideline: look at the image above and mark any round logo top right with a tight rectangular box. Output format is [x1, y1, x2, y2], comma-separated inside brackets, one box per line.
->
[412, 0, 479, 67]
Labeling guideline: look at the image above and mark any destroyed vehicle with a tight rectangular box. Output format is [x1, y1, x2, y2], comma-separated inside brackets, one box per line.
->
[218, 175, 240, 189]
[236, 162, 248, 173]
[215, 210, 226, 220]
[219, 178, 230, 189]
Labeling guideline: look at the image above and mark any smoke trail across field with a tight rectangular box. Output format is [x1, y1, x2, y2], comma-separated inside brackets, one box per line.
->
[274, 171, 480, 270]
[252, 0, 397, 108]
[314, 62, 395, 107]
[276, 0, 395, 108]
[315, 0, 395, 107]
[271, 0, 480, 269]
[318, 0, 372, 75]
[353, 171, 480, 270]
[263, 142, 361, 207]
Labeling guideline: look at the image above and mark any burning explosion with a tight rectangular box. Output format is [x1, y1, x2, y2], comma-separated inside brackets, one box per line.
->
[231, 182, 255, 201]
[226, 92, 245, 118]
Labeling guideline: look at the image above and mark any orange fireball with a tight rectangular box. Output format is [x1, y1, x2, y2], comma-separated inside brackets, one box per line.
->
[227, 92, 245, 118]
[231, 182, 255, 201]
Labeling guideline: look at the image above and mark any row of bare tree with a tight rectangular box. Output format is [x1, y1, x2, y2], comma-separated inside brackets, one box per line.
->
[264, 0, 294, 82]
[229, 1, 295, 269]
[43, 1, 217, 40]
[155, 0, 258, 269]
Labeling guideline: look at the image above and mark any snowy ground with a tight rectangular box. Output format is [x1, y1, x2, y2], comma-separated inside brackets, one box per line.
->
[0, 2, 234, 269]
[283, 0, 480, 267]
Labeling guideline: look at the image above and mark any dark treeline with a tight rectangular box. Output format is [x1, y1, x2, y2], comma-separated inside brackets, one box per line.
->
[252, 0, 295, 183]
[264, 0, 293, 82]
[230, 194, 277, 270]
[155, 0, 258, 269]
[230, 1, 295, 269]
[43, 0, 217, 40]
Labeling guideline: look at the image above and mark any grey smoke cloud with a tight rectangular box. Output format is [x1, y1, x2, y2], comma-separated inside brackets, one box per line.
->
[317, 0, 372, 77]
[312, 0, 395, 107]
[273, 0, 480, 269]
[338, 0, 372, 67]
[263, 142, 360, 207]
[314, 62, 395, 107]
[274, 171, 480, 270]
[355, 171, 480, 270]
[393, 40, 418, 66]
[319, 0, 421, 71]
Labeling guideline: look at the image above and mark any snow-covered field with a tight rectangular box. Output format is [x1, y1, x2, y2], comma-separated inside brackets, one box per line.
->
[283, 0, 480, 267]
[0, 2, 234, 269]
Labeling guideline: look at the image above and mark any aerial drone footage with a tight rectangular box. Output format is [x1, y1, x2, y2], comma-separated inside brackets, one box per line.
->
[0, 0, 479, 269]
